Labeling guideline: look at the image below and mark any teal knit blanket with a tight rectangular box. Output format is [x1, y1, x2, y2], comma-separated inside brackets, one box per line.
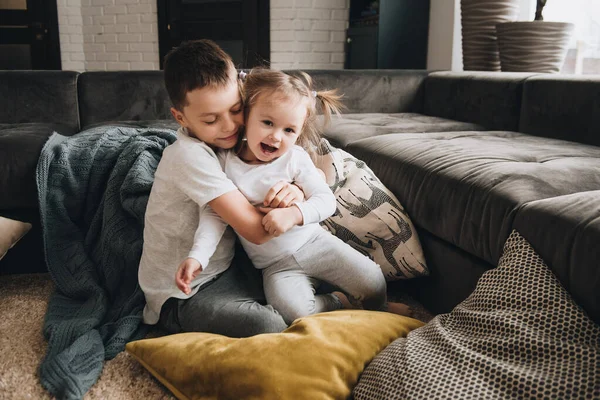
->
[36, 125, 177, 399]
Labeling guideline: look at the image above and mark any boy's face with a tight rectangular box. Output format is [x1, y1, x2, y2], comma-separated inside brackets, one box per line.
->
[170, 78, 243, 149]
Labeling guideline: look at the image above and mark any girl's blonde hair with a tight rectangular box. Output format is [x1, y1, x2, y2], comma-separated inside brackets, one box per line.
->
[239, 69, 344, 161]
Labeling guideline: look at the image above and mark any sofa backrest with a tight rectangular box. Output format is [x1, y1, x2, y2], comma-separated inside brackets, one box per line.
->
[78, 71, 172, 129]
[519, 75, 600, 147]
[291, 69, 428, 114]
[424, 71, 536, 131]
[0, 71, 79, 131]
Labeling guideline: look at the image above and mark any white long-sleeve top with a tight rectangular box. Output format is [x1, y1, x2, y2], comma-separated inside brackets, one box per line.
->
[205, 145, 336, 269]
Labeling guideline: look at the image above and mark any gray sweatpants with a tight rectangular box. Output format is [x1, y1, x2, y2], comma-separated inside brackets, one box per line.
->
[262, 229, 387, 324]
[158, 252, 287, 337]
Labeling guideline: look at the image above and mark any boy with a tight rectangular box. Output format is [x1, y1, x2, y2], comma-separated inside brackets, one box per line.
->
[138, 40, 299, 337]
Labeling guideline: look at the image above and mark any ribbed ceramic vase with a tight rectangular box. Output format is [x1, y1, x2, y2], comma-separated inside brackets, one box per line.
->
[461, 0, 520, 71]
[496, 21, 575, 73]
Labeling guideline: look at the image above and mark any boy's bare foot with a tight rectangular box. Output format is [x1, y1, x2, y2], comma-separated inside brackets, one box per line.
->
[386, 301, 412, 317]
[332, 291, 356, 309]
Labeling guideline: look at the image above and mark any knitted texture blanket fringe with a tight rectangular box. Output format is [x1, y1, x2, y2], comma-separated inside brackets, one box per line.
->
[36, 126, 177, 399]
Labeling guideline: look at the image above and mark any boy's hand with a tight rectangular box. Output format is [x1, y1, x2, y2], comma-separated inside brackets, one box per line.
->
[263, 180, 305, 208]
[175, 258, 202, 295]
[260, 206, 303, 237]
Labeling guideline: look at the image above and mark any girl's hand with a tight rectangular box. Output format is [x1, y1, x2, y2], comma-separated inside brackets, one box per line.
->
[175, 258, 202, 295]
[263, 180, 305, 208]
[261, 206, 303, 237]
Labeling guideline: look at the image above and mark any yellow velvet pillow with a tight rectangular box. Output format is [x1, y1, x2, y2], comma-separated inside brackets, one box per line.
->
[126, 310, 424, 400]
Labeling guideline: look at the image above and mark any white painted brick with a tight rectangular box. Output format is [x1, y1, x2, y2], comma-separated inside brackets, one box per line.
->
[95, 33, 117, 43]
[82, 25, 103, 34]
[86, 53, 96, 60]
[312, 42, 343, 52]
[103, 24, 127, 33]
[130, 61, 156, 70]
[93, 15, 116, 24]
[296, 52, 330, 63]
[115, 0, 137, 3]
[271, 20, 291, 30]
[271, 9, 295, 19]
[86, 61, 107, 70]
[332, 9, 348, 20]
[84, 43, 104, 52]
[106, 43, 128, 52]
[294, 0, 313, 8]
[129, 42, 156, 52]
[80, 5, 102, 15]
[63, 7, 80, 15]
[294, 19, 312, 30]
[119, 52, 141, 61]
[81, 0, 91, 5]
[128, 24, 153, 33]
[117, 14, 140, 24]
[271, 30, 295, 42]
[331, 52, 345, 63]
[314, 0, 345, 9]
[331, 31, 346, 42]
[271, 52, 295, 63]
[141, 13, 157, 23]
[313, 20, 346, 31]
[59, 24, 77, 34]
[83, 33, 95, 43]
[63, 61, 86, 71]
[61, 42, 82, 52]
[104, 5, 127, 14]
[142, 33, 158, 42]
[68, 15, 83, 25]
[271, 0, 294, 8]
[91, 0, 114, 5]
[71, 52, 86, 61]
[83, 16, 93, 25]
[96, 52, 119, 61]
[296, 9, 330, 20]
[106, 62, 131, 70]
[70, 35, 84, 44]
[294, 31, 312, 42]
[142, 52, 158, 62]
[127, 4, 152, 13]
[118, 33, 142, 43]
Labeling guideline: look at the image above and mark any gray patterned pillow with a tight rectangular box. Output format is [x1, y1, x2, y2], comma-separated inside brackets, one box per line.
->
[313, 139, 428, 280]
[353, 230, 600, 399]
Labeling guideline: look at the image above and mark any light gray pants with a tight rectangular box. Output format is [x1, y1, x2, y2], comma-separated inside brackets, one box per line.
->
[262, 229, 388, 324]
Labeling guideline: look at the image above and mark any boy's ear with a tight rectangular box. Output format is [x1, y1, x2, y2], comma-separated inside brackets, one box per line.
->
[170, 107, 185, 126]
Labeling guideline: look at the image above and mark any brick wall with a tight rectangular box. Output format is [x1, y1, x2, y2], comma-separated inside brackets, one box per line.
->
[56, 0, 349, 71]
[57, 0, 159, 71]
[270, 0, 349, 70]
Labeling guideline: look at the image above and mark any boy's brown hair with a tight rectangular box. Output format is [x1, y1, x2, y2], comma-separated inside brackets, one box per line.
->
[240, 69, 344, 161]
[163, 39, 236, 111]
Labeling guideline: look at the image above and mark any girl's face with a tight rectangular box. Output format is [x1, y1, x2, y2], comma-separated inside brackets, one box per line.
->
[241, 93, 308, 164]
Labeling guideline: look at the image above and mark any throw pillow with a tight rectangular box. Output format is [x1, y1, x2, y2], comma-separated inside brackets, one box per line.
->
[0, 216, 32, 260]
[353, 230, 600, 399]
[313, 139, 428, 280]
[126, 310, 424, 400]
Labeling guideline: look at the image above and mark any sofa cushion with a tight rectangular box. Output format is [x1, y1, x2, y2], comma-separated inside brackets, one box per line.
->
[323, 113, 485, 148]
[314, 139, 428, 280]
[353, 230, 600, 400]
[424, 71, 537, 131]
[299, 69, 428, 113]
[346, 131, 600, 267]
[519, 75, 600, 146]
[513, 190, 600, 324]
[126, 310, 423, 400]
[78, 71, 172, 129]
[0, 71, 79, 132]
[0, 123, 77, 209]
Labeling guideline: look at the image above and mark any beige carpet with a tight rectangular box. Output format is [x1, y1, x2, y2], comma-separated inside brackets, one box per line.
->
[0, 273, 433, 399]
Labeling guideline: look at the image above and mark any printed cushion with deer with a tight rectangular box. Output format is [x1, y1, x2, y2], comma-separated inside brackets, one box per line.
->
[314, 139, 428, 280]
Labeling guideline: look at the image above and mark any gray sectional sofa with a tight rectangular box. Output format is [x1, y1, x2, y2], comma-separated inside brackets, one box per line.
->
[1, 69, 598, 326]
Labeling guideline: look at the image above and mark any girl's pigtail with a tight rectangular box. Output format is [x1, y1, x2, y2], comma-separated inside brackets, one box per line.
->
[314, 89, 344, 128]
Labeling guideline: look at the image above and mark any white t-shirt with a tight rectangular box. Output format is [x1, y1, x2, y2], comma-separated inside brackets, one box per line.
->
[214, 145, 336, 269]
[138, 127, 237, 325]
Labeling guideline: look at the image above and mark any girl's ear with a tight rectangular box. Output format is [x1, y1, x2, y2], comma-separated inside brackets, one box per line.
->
[170, 107, 186, 127]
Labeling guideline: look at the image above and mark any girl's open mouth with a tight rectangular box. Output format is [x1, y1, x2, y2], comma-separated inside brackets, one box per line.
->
[260, 143, 278, 153]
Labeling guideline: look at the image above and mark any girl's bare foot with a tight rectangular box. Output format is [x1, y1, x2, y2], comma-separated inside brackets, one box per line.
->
[332, 291, 356, 309]
[386, 301, 412, 317]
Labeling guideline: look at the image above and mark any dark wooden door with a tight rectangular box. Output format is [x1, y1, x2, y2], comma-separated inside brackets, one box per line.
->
[0, 0, 61, 70]
[157, 0, 269, 69]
